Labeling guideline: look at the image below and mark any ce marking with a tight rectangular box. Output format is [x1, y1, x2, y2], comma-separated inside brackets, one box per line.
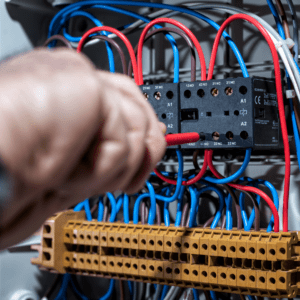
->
[255, 96, 261, 105]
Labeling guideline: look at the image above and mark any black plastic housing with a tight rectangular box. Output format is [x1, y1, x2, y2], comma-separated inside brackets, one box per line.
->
[139, 77, 281, 150]
[140, 83, 179, 149]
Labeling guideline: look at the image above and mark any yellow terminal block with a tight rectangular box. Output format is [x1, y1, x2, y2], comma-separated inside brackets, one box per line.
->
[32, 211, 300, 298]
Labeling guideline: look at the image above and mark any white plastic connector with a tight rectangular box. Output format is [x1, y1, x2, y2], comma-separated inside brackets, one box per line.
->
[286, 89, 296, 99]
[267, 31, 295, 50]
[285, 38, 296, 50]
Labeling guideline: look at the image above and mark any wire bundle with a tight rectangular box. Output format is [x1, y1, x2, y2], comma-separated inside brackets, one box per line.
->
[43, 1, 300, 299]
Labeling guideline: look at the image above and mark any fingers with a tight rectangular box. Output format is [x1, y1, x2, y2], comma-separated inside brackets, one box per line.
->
[95, 72, 149, 191]
[0, 51, 167, 249]
[124, 90, 166, 193]
[63, 98, 131, 195]
[97, 73, 151, 192]
[0, 48, 102, 188]
[99, 73, 166, 194]
[159, 122, 167, 135]
[64, 72, 166, 197]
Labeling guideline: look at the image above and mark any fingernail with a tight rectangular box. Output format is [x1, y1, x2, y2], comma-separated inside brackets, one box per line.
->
[159, 122, 167, 135]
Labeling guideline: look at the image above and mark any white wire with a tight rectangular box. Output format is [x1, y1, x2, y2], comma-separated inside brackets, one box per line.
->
[164, 286, 176, 300]
[267, 30, 300, 101]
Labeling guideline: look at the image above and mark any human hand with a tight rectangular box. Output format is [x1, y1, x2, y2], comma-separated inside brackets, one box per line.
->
[0, 48, 166, 248]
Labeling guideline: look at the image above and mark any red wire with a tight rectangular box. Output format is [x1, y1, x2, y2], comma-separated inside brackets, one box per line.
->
[207, 14, 289, 232]
[206, 150, 279, 232]
[139, 19, 208, 183]
[136, 18, 207, 85]
[77, 26, 138, 83]
[165, 132, 200, 146]
[154, 150, 209, 186]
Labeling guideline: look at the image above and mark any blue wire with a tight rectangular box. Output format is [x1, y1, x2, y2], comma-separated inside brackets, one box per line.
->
[193, 288, 199, 300]
[99, 279, 115, 300]
[204, 148, 252, 184]
[70, 277, 90, 300]
[266, 0, 286, 37]
[238, 179, 260, 230]
[210, 291, 218, 300]
[204, 187, 225, 229]
[160, 286, 169, 300]
[54, 274, 71, 300]
[74, 201, 84, 212]
[116, 195, 123, 214]
[133, 150, 183, 224]
[90, 5, 179, 83]
[163, 187, 172, 226]
[105, 194, 129, 222]
[257, 179, 279, 232]
[161, 187, 172, 226]
[83, 200, 92, 221]
[48, 0, 249, 77]
[49, 4, 180, 83]
[154, 150, 183, 203]
[175, 185, 185, 227]
[62, 11, 103, 42]
[127, 281, 132, 297]
[123, 194, 130, 224]
[164, 201, 170, 227]
[189, 186, 198, 228]
[225, 194, 233, 231]
[98, 196, 104, 222]
[106, 193, 117, 222]
[146, 181, 157, 225]
[133, 193, 151, 224]
[189, 185, 225, 228]
[238, 177, 279, 231]
[74, 198, 92, 221]
[59, 10, 115, 73]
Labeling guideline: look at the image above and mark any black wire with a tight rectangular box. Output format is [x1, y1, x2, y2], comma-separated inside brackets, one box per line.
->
[43, 274, 63, 299]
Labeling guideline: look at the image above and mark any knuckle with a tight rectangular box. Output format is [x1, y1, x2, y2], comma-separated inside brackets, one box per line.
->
[118, 140, 130, 160]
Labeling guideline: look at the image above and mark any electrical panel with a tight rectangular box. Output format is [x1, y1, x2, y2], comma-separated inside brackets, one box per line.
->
[1, 1, 300, 300]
